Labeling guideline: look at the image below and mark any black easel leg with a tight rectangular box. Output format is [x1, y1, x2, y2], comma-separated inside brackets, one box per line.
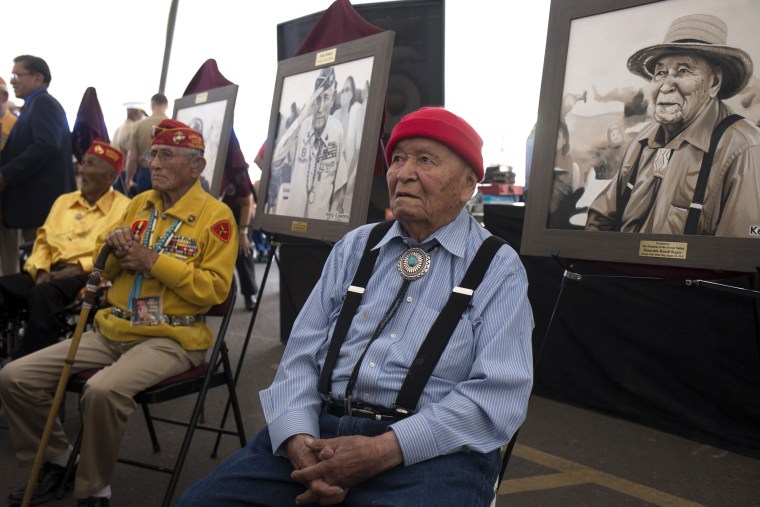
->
[211, 239, 278, 457]
[750, 273, 760, 362]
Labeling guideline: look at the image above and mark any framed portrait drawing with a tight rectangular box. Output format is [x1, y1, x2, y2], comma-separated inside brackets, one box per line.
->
[521, 0, 760, 273]
[253, 31, 395, 243]
[173, 84, 238, 198]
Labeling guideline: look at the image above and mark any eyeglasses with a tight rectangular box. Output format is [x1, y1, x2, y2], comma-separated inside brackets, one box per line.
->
[10, 72, 33, 81]
[143, 149, 196, 164]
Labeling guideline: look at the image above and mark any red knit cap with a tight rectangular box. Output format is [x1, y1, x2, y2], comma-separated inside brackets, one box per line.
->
[385, 107, 484, 181]
[85, 140, 124, 174]
[151, 118, 205, 152]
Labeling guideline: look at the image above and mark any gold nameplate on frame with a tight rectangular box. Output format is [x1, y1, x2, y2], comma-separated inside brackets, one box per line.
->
[315, 48, 337, 66]
[639, 240, 687, 260]
[291, 221, 308, 233]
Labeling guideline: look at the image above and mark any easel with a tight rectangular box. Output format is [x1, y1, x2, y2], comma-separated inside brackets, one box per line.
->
[498, 256, 760, 483]
[209, 231, 279, 457]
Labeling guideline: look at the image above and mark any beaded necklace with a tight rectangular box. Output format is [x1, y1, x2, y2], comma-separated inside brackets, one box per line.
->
[127, 208, 181, 311]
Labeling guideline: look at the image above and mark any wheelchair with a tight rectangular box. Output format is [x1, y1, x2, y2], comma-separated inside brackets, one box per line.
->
[0, 242, 109, 360]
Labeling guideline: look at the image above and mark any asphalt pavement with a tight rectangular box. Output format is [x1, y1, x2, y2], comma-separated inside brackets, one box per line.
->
[0, 259, 757, 506]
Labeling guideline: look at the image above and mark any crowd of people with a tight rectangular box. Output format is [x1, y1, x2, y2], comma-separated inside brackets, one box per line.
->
[0, 50, 535, 507]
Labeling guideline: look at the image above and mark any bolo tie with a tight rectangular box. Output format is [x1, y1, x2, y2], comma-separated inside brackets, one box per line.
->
[343, 242, 438, 408]
[631, 147, 672, 233]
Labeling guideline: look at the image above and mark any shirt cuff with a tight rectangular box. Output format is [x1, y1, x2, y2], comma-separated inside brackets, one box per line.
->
[150, 253, 184, 289]
[389, 415, 439, 465]
[267, 410, 321, 457]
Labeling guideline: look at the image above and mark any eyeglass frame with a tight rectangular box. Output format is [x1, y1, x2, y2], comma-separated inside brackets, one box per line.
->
[10, 72, 35, 81]
[143, 148, 198, 164]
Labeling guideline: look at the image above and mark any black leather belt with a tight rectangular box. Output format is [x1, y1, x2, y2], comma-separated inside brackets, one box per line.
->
[323, 399, 411, 422]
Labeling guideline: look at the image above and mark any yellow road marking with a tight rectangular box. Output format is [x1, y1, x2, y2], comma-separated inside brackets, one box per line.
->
[498, 444, 705, 507]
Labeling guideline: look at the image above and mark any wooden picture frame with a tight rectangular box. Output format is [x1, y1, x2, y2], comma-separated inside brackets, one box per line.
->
[521, 0, 760, 273]
[253, 31, 395, 243]
[173, 83, 238, 198]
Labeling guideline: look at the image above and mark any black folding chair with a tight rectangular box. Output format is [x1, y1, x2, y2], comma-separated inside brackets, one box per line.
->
[59, 285, 246, 507]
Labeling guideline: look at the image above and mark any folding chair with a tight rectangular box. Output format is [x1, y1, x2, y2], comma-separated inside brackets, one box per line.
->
[59, 285, 247, 507]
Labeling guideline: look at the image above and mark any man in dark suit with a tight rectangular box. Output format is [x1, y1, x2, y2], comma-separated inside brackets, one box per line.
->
[0, 55, 76, 275]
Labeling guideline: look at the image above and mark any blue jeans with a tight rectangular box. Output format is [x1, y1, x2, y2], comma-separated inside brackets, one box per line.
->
[177, 413, 500, 507]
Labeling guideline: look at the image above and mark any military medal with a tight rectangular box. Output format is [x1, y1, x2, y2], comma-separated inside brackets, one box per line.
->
[397, 247, 431, 281]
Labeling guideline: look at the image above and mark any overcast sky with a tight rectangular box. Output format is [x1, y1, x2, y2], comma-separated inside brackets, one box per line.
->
[1, 0, 551, 184]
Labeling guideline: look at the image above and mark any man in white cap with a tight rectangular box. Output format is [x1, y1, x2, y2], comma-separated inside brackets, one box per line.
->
[111, 102, 147, 194]
[112, 102, 146, 156]
[586, 13, 760, 237]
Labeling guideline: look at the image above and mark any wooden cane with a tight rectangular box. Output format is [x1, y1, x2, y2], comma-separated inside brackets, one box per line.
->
[21, 245, 113, 507]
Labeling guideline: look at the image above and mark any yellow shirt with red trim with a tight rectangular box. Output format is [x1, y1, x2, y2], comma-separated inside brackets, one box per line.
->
[0, 109, 17, 151]
[24, 189, 131, 280]
[93, 179, 237, 350]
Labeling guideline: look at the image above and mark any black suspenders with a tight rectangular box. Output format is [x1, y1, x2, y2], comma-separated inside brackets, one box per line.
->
[317, 220, 506, 415]
[683, 114, 742, 235]
[394, 235, 505, 414]
[318, 220, 394, 397]
[617, 114, 743, 234]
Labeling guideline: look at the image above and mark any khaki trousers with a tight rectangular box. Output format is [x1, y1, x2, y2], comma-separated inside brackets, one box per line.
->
[0, 330, 205, 498]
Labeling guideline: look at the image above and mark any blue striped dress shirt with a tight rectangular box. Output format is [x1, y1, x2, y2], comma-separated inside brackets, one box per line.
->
[260, 209, 534, 465]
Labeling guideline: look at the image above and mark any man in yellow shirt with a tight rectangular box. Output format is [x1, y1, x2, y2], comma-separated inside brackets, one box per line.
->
[0, 77, 19, 275]
[0, 77, 16, 151]
[0, 119, 237, 507]
[0, 140, 129, 359]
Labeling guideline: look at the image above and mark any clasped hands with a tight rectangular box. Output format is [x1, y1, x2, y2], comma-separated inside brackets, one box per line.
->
[287, 431, 403, 505]
[105, 226, 159, 273]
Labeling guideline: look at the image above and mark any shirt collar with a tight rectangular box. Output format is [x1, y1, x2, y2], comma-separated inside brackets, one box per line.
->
[145, 179, 208, 226]
[69, 188, 118, 213]
[21, 87, 46, 107]
[373, 208, 471, 259]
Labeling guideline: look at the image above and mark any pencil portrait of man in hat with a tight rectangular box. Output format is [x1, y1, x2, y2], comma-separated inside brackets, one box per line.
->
[585, 13, 760, 237]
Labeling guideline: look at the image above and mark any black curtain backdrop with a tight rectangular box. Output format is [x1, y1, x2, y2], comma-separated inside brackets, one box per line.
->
[484, 204, 760, 459]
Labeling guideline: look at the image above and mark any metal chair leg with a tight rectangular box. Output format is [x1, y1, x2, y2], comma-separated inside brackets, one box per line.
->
[142, 404, 161, 452]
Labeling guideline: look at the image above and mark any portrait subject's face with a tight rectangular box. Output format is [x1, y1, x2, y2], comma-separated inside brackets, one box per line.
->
[312, 86, 335, 135]
[649, 54, 722, 133]
[608, 126, 623, 147]
[148, 147, 204, 194]
[79, 155, 117, 203]
[387, 138, 477, 233]
[10, 62, 43, 100]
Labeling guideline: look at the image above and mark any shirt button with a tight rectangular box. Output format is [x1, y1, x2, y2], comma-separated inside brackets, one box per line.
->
[363, 393, 370, 400]
[369, 362, 376, 368]
[390, 334, 397, 339]
[406, 296, 413, 303]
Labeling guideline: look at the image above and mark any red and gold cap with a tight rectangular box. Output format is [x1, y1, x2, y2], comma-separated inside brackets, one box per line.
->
[151, 118, 205, 152]
[85, 140, 125, 174]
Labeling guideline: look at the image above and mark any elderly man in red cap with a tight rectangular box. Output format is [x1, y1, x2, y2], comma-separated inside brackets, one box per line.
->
[179, 107, 534, 507]
[0, 120, 238, 507]
[586, 13, 760, 236]
[0, 140, 130, 360]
